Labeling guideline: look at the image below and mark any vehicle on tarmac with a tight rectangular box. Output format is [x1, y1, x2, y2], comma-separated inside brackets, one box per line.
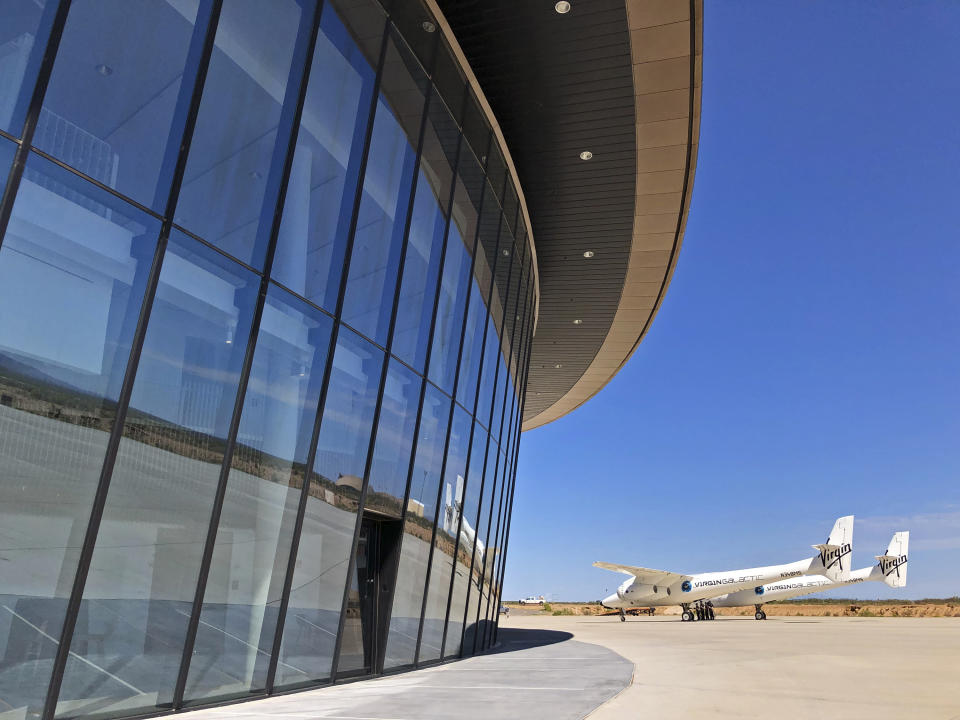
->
[595, 516, 854, 623]
[519, 596, 544, 605]
[712, 531, 908, 619]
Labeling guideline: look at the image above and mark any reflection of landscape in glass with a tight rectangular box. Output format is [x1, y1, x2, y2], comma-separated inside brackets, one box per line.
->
[0, 0, 533, 715]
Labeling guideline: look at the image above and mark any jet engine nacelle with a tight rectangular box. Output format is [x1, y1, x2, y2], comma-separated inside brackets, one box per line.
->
[623, 583, 663, 600]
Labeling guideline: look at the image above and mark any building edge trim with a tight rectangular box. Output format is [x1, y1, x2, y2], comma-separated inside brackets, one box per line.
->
[522, 0, 703, 432]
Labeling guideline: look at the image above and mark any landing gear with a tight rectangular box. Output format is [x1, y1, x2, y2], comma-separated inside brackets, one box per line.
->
[681, 603, 693, 622]
[619, 608, 626, 622]
[754, 604, 767, 620]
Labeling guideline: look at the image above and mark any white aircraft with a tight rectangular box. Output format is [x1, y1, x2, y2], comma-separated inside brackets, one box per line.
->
[596, 515, 854, 622]
[712, 531, 908, 619]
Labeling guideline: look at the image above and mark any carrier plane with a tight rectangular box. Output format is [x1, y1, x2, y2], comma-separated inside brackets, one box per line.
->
[596, 516, 854, 622]
[711, 531, 908, 619]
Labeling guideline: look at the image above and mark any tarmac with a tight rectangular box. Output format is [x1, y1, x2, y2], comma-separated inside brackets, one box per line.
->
[177, 615, 960, 720]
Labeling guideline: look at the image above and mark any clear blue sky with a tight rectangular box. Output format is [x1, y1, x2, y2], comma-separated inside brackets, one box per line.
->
[506, 1, 960, 602]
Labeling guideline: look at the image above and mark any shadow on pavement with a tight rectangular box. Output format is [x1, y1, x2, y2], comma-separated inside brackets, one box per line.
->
[484, 627, 574, 654]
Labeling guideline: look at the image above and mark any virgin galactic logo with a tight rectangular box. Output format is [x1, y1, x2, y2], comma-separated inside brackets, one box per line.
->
[755, 585, 765, 596]
[681, 580, 692, 593]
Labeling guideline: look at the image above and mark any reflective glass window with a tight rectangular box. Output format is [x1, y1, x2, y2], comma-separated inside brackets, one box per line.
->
[0, 134, 14, 184]
[419, 406, 470, 663]
[390, 88, 458, 372]
[365, 359, 421, 517]
[486, 143, 507, 202]
[443, 423, 487, 658]
[461, 89, 489, 167]
[54, 230, 259, 718]
[36, 0, 205, 211]
[455, 179, 497, 412]
[176, 0, 304, 268]
[463, 436, 497, 653]
[341, 30, 427, 345]
[272, 1, 382, 313]
[0, 153, 161, 718]
[426, 157, 480, 393]
[383, 384, 449, 670]
[275, 325, 384, 688]
[483, 451, 512, 638]
[431, 39, 465, 126]
[503, 175, 519, 233]
[182, 285, 334, 704]
[473, 197, 506, 427]
[386, 1, 437, 73]
[0, 0, 56, 137]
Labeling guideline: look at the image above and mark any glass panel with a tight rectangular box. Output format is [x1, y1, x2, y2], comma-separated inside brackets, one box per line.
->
[426, 148, 481, 393]
[475, 315, 498, 429]
[483, 452, 511, 643]
[176, 0, 304, 268]
[503, 174, 519, 233]
[443, 423, 486, 658]
[431, 39, 465, 127]
[274, 325, 384, 688]
[463, 436, 497, 654]
[272, 0, 382, 313]
[490, 354, 507, 445]
[461, 89, 488, 168]
[365, 359, 420, 518]
[341, 29, 427, 345]
[0, 133, 14, 184]
[386, 0, 436, 73]
[35, 0, 204, 211]
[390, 88, 458, 372]
[486, 142, 507, 203]
[182, 285, 334, 703]
[455, 179, 496, 413]
[478, 452, 508, 649]
[382, 384, 449, 670]
[0, 0, 56, 136]
[53, 231, 259, 719]
[0, 153, 160, 718]
[419, 406, 470, 663]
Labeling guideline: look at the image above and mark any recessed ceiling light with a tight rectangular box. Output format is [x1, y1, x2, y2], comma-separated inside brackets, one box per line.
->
[555, 1, 572, 13]
[95, 63, 113, 77]
[421, 20, 436, 33]
[572, 319, 582, 325]
[583, 250, 595, 258]
[579, 150, 593, 160]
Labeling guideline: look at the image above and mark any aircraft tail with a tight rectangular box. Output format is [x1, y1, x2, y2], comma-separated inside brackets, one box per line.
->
[812, 515, 854, 582]
[875, 531, 908, 588]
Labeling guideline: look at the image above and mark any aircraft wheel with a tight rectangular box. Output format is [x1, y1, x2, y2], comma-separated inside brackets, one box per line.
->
[760, 611, 767, 620]
[755, 611, 764, 620]
[682, 611, 692, 622]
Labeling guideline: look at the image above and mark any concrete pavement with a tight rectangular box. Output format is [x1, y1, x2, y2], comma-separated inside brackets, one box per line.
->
[177, 614, 960, 720]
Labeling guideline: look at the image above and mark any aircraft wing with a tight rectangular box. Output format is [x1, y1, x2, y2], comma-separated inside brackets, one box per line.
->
[592, 562, 689, 586]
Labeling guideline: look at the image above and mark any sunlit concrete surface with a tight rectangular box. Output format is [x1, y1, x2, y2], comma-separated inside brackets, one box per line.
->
[175, 627, 633, 720]
[174, 615, 960, 720]
[531, 614, 960, 720]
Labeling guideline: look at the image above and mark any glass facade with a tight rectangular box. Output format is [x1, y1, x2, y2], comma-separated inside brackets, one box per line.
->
[0, 1, 535, 718]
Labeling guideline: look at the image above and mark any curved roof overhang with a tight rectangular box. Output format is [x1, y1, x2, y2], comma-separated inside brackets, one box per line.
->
[436, 0, 703, 431]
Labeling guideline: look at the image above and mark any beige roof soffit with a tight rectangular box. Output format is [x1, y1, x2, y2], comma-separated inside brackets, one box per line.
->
[522, 0, 703, 432]
[422, 0, 540, 333]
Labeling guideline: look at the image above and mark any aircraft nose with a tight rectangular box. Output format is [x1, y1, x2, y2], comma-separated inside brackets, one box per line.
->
[601, 593, 619, 609]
